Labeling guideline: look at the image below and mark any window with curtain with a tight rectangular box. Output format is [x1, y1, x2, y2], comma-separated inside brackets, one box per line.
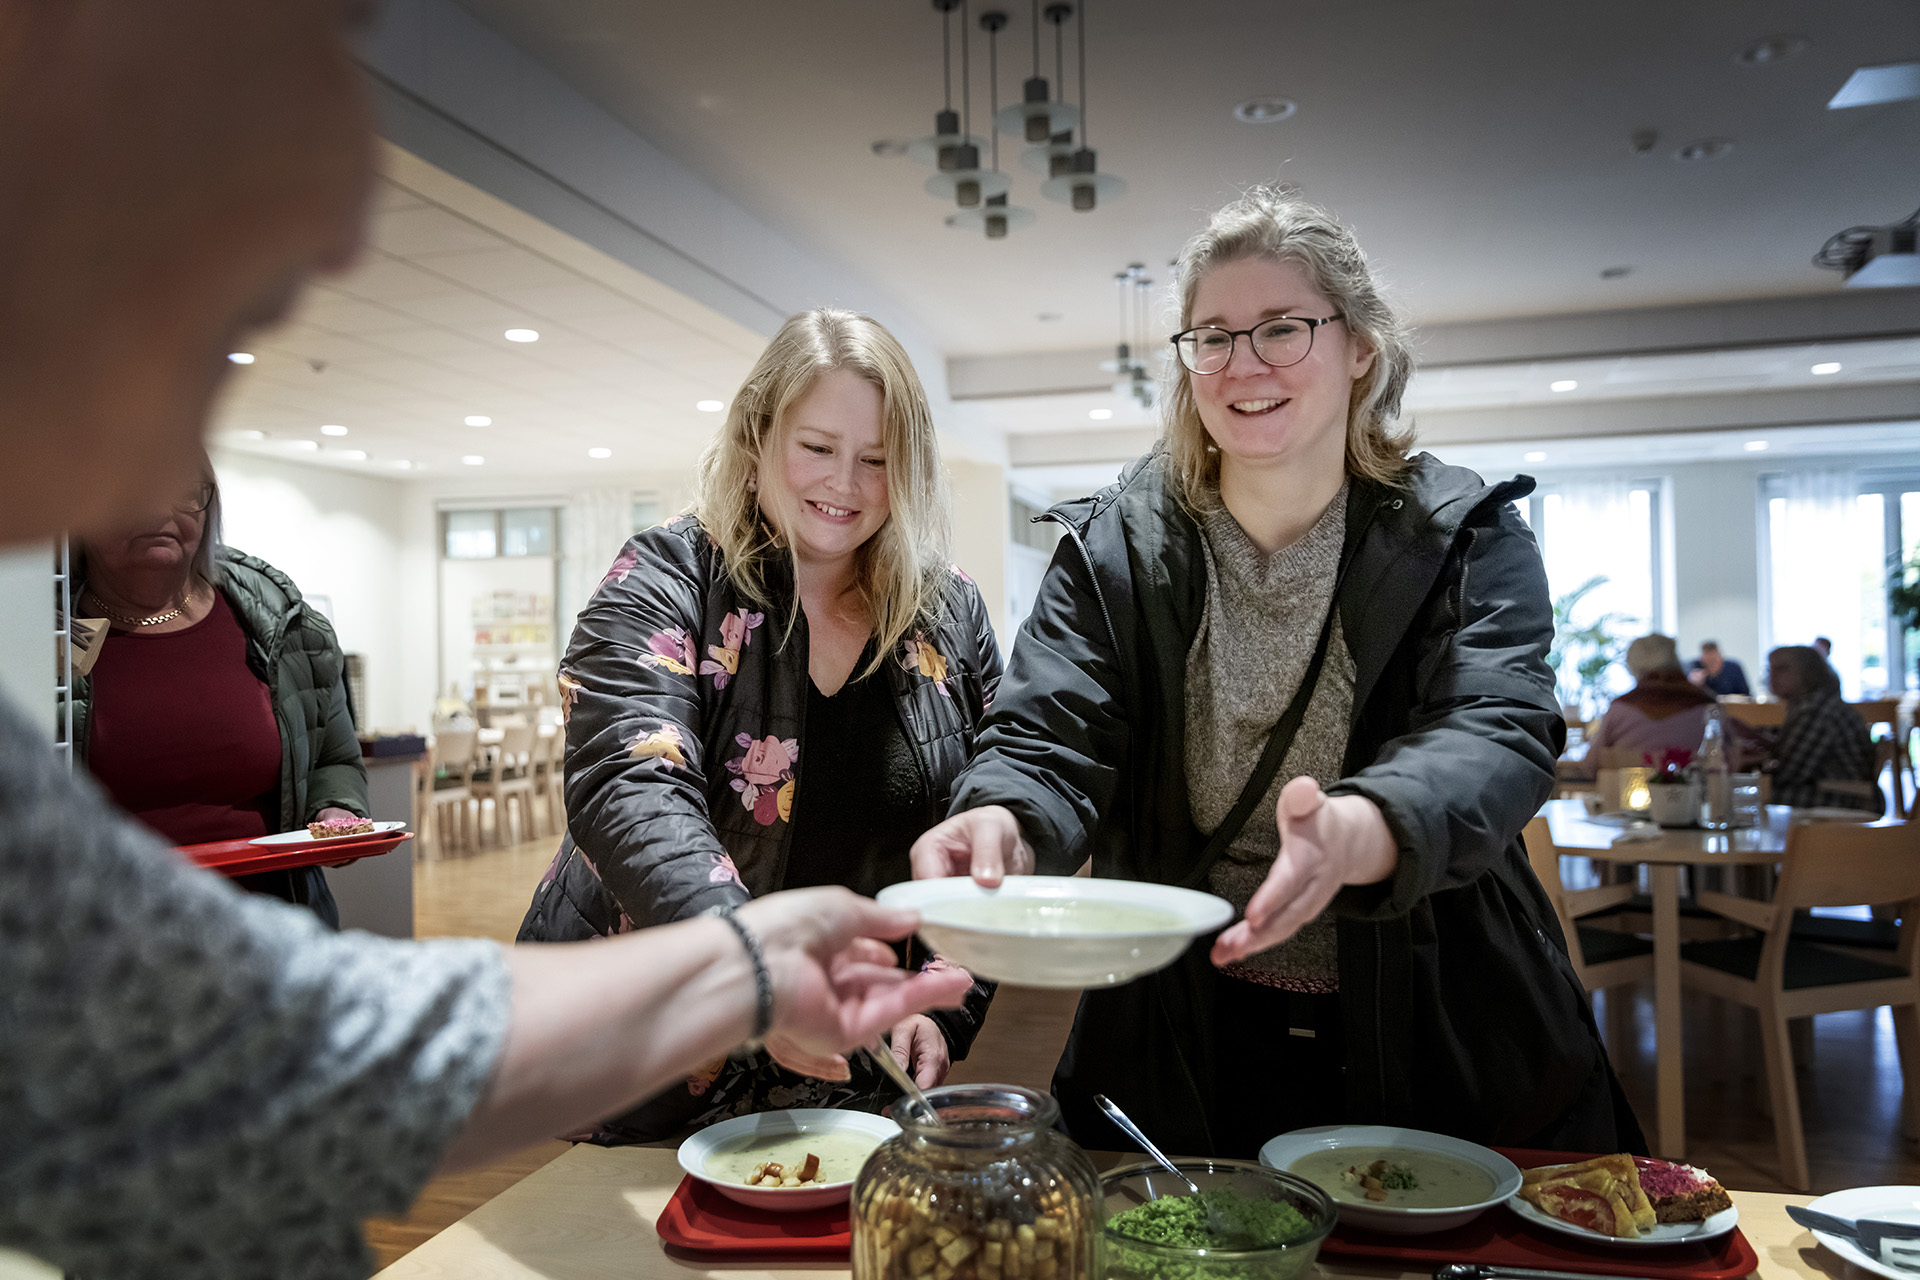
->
[1763, 470, 1920, 697]
[1517, 479, 1665, 711]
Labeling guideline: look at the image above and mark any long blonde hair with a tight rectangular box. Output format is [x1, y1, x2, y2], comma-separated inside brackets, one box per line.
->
[1163, 184, 1416, 507]
[692, 308, 951, 677]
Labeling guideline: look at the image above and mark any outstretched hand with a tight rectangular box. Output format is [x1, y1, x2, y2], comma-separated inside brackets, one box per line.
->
[737, 888, 972, 1062]
[1210, 777, 1397, 966]
[909, 805, 1034, 887]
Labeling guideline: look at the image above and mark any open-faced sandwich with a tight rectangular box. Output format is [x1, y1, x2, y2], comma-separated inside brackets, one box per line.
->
[1517, 1154, 1728, 1239]
[307, 816, 375, 839]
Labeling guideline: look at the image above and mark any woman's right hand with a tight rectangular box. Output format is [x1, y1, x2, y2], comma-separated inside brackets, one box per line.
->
[908, 805, 1034, 886]
[736, 888, 972, 1062]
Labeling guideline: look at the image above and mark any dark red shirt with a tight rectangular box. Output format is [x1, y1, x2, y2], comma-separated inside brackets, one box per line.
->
[87, 592, 283, 845]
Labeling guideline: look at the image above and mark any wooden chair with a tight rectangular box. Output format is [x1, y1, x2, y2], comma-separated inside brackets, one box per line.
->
[1522, 817, 1655, 1062]
[470, 723, 538, 846]
[428, 728, 479, 857]
[1679, 820, 1920, 1190]
[528, 726, 565, 838]
[1724, 700, 1787, 730]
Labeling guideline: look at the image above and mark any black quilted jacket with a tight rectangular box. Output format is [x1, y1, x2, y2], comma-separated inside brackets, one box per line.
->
[518, 514, 1001, 1141]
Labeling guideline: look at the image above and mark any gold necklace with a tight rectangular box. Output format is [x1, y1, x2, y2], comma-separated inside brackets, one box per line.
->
[84, 585, 195, 628]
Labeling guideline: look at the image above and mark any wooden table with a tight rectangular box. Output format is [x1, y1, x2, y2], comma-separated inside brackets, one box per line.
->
[373, 1143, 1827, 1280]
[1542, 800, 1803, 1162]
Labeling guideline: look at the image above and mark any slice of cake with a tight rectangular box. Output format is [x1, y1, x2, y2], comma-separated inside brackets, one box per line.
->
[307, 816, 376, 839]
[1632, 1157, 1733, 1223]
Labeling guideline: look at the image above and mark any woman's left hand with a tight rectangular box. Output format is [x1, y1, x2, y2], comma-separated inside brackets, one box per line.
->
[1210, 777, 1397, 966]
[889, 1013, 950, 1090]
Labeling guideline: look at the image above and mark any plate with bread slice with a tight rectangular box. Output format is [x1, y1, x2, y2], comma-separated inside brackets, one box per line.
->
[248, 819, 407, 847]
[1510, 1154, 1737, 1246]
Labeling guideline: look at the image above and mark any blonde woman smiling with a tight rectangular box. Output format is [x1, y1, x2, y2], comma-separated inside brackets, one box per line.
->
[521, 307, 1000, 1142]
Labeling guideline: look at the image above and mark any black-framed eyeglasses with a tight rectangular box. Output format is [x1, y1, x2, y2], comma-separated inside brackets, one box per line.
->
[171, 482, 216, 515]
[1170, 314, 1345, 375]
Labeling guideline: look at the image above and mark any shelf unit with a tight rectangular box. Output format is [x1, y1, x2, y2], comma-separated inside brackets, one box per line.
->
[52, 538, 73, 767]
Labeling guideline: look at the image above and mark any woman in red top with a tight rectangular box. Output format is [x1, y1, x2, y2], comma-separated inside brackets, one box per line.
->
[74, 464, 369, 925]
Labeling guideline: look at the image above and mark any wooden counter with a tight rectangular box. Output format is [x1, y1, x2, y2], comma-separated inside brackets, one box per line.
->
[373, 1144, 1838, 1280]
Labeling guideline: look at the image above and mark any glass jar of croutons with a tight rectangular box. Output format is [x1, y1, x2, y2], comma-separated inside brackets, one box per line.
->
[852, 1084, 1100, 1280]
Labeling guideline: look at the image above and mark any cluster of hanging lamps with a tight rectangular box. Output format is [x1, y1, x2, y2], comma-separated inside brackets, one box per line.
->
[909, 0, 1123, 239]
[1100, 263, 1156, 408]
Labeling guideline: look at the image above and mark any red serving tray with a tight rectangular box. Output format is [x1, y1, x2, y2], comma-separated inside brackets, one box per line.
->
[1316, 1148, 1758, 1280]
[177, 831, 413, 878]
[655, 1174, 851, 1256]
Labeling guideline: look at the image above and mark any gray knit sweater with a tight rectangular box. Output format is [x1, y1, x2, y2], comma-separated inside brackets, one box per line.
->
[1185, 486, 1355, 992]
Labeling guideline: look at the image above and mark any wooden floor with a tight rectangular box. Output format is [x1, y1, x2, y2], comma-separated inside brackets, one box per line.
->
[364, 831, 1920, 1269]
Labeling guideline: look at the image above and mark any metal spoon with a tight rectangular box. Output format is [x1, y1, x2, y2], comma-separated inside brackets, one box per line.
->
[1095, 1094, 1249, 1246]
[867, 1042, 943, 1126]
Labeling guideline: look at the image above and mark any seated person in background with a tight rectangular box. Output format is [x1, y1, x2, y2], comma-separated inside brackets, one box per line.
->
[519, 307, 1001, 1142]
[1761, 644, 1883, 815]
[1687, 640, 1751, 697]
[1582, 635, 1720, 774]
[75, 465, 366, 926]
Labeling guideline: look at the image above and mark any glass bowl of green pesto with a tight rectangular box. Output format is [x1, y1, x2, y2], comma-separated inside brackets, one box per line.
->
[1101, 1159, 1337, 1280]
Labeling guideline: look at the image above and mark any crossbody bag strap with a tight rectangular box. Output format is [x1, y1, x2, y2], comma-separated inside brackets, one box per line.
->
[1176, 582, 1344, 892]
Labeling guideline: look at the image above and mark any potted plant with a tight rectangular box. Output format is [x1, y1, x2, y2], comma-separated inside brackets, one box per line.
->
[1890, 555, 1920, 686]
[1548, 575, 1626, 718]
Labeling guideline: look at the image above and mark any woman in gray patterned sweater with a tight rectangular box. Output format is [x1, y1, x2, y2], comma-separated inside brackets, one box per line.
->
[912, 187, 1642, 1160]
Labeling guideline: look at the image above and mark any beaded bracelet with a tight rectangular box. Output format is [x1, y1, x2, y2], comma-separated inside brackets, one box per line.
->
[706, 903, 774, 1048]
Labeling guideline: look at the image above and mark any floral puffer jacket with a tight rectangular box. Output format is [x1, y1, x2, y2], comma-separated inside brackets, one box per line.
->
[518, 514, 1002, 1141]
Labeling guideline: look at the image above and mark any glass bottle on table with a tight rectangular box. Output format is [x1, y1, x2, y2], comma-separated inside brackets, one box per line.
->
[1696, 704, 1732, 830]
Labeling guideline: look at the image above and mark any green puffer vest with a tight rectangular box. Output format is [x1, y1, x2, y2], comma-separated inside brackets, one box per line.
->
[71, 547, 369, 831]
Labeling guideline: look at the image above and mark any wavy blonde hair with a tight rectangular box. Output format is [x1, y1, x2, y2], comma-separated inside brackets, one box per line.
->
[1163, 184, 1416, 507]
[692, 308, 950, 678]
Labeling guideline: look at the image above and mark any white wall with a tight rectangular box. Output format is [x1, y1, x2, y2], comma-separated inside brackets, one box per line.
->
[0, 543, 55, 741]
[211, 450, 409, 730]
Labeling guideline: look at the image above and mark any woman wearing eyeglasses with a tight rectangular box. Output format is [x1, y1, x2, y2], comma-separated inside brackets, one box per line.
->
[73, 463, 368, 925]
[911, 185, 1642, 1159]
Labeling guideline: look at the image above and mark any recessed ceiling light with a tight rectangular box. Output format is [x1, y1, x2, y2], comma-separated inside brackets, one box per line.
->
[1673, 138, 1734, 163]
[1233, 96, 1298, 124]
[504, 328, 540, 343]
[290, 439, 320, 451]
[227, 352, 255, 365]
[1088, 408, 1114, 420]
[464, 415, 492, 427]
[238, 429, 265, 441]
[1600, 265, 1633, 280]
[1738, 35, 1806, 67]
[870, 138, 910, 157]
[1524, 451, 1548, 463]
[1745, 440, 1770, 452]
[696, 399, 725, 412]
[392, 460, 414, 471]
[588, 447, 613, 459]
[462, 455, 485, 466]
[340, 449, 367, 461]
[1812, 361, 1842, 375]
[320, 423, 348, 436]
[1550, 380, 1578, 393]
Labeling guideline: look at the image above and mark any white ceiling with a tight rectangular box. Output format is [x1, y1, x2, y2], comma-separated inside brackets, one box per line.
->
[212, 148, 766, 478]
[455, 0, 1920, 356]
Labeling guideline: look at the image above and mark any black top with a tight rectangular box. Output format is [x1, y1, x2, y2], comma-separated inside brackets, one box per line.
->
[782, 650, 934, 897]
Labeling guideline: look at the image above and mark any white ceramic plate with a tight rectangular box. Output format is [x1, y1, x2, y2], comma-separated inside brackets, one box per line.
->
[1258, 1125, 1521, 1235]
[1802, 1186, 1920, 1279]
[247, 820, 407, 847]
[874, 875, 1233, 988]
[1507, 1189, 1738, 1247]
[676, 1109, 898, 1213]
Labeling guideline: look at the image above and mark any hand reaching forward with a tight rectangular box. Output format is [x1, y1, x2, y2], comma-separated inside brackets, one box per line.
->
[909, 805, 1035, 886]
[736, 888, 973, 1062]
[1210, 777, 1397, 966]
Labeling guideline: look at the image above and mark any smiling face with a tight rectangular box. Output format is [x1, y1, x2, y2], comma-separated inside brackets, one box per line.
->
[1185, 256, 1374, 485]
[757, 368, 891, 574]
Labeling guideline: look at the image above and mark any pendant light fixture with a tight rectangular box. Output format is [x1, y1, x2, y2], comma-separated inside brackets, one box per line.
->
[922, 0, 1009, 208]
[995, 2, 1079, 145]
[906, 0, 992, 175]
[1100, 264, 1155, 408]
[1039, 0, 1125, 211]
[947, 10, 1035, 238]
